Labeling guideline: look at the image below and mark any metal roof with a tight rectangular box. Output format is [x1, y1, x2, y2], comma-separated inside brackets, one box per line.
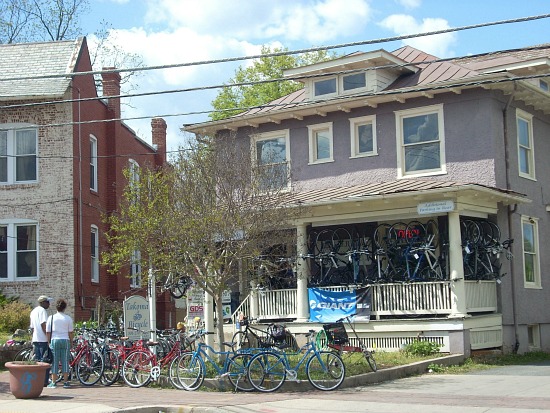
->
[0, 38, 82, 99]
[289, 179, 528, 207]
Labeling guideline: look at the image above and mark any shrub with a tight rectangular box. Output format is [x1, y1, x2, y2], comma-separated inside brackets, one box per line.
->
[403, 339, 442, 356]
[0, 301, 32, 333]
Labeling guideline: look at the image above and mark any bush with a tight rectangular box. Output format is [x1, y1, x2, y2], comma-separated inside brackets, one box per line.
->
[403, 339, 442, 356]
[0, 301, 32, 333]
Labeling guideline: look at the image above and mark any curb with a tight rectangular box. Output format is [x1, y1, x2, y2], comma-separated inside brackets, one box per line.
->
[116, 354, 466, 413]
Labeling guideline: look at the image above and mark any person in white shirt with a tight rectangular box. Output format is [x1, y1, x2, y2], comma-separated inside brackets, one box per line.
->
[46, 298, 74, 388]
[29, 295, 52, 386]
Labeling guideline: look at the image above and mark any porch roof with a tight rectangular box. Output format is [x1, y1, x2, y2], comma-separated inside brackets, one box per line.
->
[289, 179, 529, 207]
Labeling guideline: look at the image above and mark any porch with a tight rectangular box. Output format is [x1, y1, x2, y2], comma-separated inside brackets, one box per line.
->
[232, 280, 502, 353]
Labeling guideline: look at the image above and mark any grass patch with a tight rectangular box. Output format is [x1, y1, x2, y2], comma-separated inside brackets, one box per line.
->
[427, 351, 550, 374]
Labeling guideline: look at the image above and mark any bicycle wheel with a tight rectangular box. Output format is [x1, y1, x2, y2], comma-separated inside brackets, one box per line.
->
[315, 229, 333, 256]
[306, 351, 345, 391]
[122, 350, 153, 388]
[363, 350, 377, 372]
[76, 348, 105, 386]
[332, 227, 351, 254]
[14, 346, 33, 361]
[101, 348, 121, 386]
[388, 222, 408, 246]
[425, 219, 440, 249]
[170, 276, 190, 299]
[174, 352, 204, 391]
[227, 353, 254, 392]
[405, 220, 425, 246]
[247, 351, 286, 393]
[374, 223, 391, 250]
[232, 331, 253, 350]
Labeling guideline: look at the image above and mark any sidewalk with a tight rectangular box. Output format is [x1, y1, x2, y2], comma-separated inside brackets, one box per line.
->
[2, 356, 550, 413]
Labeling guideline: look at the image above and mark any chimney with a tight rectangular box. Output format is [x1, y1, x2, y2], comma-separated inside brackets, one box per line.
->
[151, 118, 167, 165]
[102, 67, 121, 119]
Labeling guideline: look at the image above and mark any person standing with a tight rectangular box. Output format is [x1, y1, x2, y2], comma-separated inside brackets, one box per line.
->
[29, 295, 52, 386]
[46, 298, 74, 388]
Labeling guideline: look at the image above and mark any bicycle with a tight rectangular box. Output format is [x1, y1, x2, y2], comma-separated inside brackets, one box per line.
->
[318, 314, 377, 372]
[162, 272, 193, 299]
[246, 330, 346, 392]
[233, 316, 298, 351]
[120, 327, 196, 388]
[174, 330, 255, 392]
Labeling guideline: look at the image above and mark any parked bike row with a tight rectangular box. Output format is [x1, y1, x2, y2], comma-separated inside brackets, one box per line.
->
[15, 319, 376, 392]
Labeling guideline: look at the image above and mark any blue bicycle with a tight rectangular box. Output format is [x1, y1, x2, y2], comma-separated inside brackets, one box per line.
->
[246, 330, 345, 392]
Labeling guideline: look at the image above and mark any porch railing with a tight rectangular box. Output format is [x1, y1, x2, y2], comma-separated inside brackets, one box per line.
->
[232, 280, 497, 323]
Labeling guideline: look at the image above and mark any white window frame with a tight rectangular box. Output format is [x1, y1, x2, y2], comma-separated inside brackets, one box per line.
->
[130, 249, 141, 288]
[91, 225, 99, 283]
[521, 216, 541, 289]
[312, 77, 338, 99]
[340, 72, 367, 95]
[252, 130, 291, 190]
[395, 104, 446, 178]
[90, 135, 98, 192]
[0, 220, 39, 281]
[308, 122, 334, 165]
[527, 324, 541, 350]
[350, 115, 377, 158]
[516, 109, 536, 180]
[0, 125, 38, 185]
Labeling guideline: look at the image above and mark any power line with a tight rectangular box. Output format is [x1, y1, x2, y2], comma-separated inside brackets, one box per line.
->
[0, 13, 548, 83]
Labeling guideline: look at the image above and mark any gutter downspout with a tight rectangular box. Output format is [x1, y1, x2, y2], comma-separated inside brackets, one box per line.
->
[502, 83, 520, 353]
[77, 87, 84, 310]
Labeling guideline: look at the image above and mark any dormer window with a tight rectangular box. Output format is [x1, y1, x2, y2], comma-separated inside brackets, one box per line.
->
[314, 78, 337, 96]
[342, 73, 366, 91]
[540, 79, 548, 92]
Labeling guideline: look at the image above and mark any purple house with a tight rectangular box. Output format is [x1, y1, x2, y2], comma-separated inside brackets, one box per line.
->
[186, 44, 550, 355]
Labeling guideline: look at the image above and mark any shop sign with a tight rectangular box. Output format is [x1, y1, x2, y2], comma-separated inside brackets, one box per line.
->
[417, 200, 454, 215]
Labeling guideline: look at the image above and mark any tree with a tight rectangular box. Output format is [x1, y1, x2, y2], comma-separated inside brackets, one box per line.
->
[210, 46, 336, 120]
[102, 135, 304, 349]
[0, 0, 88, 44]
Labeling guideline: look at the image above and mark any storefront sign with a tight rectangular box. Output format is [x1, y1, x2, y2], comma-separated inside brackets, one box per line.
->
[123, 295, 151, 340]
[417, 200, 454, 215]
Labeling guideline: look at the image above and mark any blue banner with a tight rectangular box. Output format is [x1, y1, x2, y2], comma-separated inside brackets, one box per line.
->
[308, 288, 355, 322]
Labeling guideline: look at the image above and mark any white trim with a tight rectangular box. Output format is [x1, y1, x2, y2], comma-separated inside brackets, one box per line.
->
[90, 135, 98, 192]
[91, 225, 99, 284]
[308, 122, 334, 164]
[527, 324, 541, 350]
[395, 104, 446, 178]
[521, 216, 541, 289]
[251, 129, 291, 189]
[311, 77, 338, 99]
[349, 115, 377, 158]
[0, 220, 39, 281]
[340, 72, 368, 95]
[516, 109, 536, 181]
[0, 126, 38, 185]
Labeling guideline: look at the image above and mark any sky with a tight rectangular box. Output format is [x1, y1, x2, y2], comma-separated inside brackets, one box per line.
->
[80, 0, 550, 152]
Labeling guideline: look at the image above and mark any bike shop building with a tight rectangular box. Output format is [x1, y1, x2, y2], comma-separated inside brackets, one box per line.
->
[185, 43, 550, 355]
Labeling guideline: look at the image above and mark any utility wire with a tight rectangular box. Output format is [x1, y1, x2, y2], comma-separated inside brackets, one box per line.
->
[0, 13, 548, 82]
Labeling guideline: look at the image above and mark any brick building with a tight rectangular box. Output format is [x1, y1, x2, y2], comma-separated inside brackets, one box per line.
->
[0, 37, 169, 323]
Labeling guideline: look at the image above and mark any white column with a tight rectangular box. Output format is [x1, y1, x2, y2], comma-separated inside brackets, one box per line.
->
[448, 211, 467, 317]
[249, 281, 259, 320]
[296, 223, 310, 322]
[148, 268, 157, 345]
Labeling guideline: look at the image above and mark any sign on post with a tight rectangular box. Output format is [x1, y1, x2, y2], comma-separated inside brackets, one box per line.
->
[123, 295, 151, 340]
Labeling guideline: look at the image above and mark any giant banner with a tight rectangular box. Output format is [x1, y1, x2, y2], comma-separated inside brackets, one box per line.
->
[308, 287, 371, 323]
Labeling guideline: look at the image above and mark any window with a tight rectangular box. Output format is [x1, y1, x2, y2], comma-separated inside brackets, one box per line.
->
[540, 79, 548, 92]
[396, 105, 445, 177]
[0, 126, 37, 184]
[90, 136, 98, 191]
[91, 225, 99, 283]
[313, 78, 337, 97]
[516, 110, 535, 180]
[528, 324, 541, 350]
[253, 130, 290, 190]
[308, 122, 333, 164]
[130, 250, 141, 288]
[521, 216, 540, 288]
[342, 73, 366, 92]
[350, 116, 377, 158]
[0, 221, 38, 281]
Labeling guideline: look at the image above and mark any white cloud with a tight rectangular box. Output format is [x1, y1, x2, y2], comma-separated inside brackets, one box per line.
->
[395, 0, 421, 9]
[379, 14, 456, 57]
[144, 0, 374, 44]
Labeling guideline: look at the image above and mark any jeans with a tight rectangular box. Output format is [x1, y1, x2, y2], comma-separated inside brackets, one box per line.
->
[32, 341, 51, 385]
